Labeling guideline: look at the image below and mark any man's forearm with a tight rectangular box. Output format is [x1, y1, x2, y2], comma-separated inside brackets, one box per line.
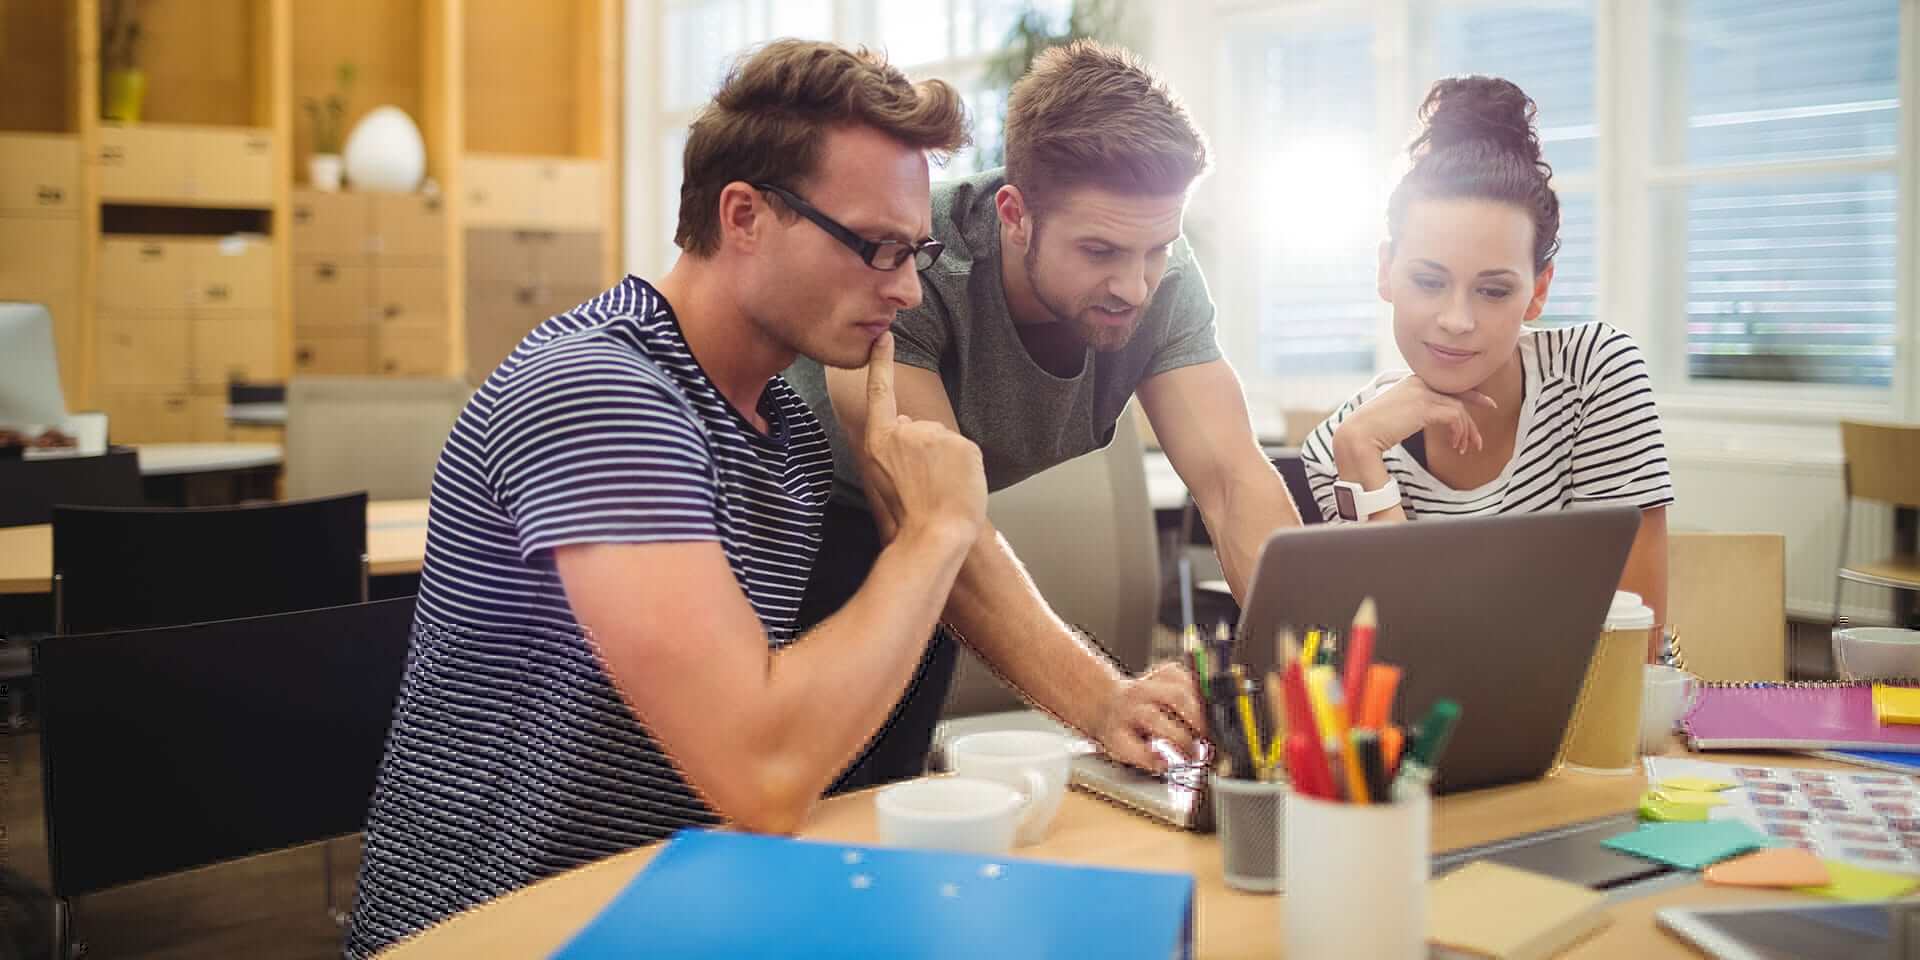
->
[749, 522, 975, 824]
[1197, 463, 1301, 603]
[938, 526, 1125, 736]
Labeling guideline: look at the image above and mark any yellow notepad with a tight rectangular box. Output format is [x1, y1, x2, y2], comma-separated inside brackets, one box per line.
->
[1429, 861, 1609, 960]
[1872, 685, 1920, 726]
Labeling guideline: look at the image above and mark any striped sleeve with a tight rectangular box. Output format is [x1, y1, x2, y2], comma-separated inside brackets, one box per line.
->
[1297, 378, 1389, 523]
[1565, 325, 1674, 510]
[486, 341, 721, 562]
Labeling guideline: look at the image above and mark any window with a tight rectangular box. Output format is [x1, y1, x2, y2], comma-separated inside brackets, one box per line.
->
[1221, 2, 1598, 385]
[638, 0, 1069, 271]
[1650, 0, 1901, 390]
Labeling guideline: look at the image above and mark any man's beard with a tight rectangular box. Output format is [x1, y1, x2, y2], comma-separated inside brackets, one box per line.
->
[1024, 242, 1142, 352]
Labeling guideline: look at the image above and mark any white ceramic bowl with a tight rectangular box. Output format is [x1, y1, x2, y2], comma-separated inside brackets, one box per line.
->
[1834, 627, 1920, 681]
[874, 776, 1023, 855]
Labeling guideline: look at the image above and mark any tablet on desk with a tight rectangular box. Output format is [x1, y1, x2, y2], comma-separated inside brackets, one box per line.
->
[1658, 902, 1920, 960]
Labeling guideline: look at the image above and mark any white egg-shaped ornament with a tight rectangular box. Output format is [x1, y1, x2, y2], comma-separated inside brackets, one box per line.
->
[344, 106, 426, 193]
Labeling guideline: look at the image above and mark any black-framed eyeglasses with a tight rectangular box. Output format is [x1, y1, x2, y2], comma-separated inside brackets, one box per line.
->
[752, 182, 944, 272]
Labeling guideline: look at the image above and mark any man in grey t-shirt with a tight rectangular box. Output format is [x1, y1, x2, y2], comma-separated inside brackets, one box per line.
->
[789, 41, 1302, 790]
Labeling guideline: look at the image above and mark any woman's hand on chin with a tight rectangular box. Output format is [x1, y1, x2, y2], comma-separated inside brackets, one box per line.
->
[1335, 374, 1498, 459]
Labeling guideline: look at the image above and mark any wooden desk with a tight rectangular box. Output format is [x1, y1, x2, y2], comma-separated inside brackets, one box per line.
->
[380, 753, 1848, 958]
[0, 499, 429, 595]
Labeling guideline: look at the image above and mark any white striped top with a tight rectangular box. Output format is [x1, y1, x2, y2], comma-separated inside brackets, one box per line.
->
[1299, 322, 1674, 521]
[345, 276, 833, 958]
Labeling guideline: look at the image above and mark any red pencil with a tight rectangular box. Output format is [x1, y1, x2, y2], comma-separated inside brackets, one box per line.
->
[1282, 659, 1332, 796]
[1343, 597, 1378, 709]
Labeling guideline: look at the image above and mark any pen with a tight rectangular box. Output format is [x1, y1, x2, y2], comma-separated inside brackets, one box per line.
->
[1314, 628, 1340, 668]
[1359, 664, 1401, 730]
[1343, 597, 1377, 708]
[1215, 621, 1236, 672]
[1208, 673, 1254, 779]
[1323, 674, 1368, 804]
[1184, 626, 1209, 700]
[1306, 667, 1348, 801]
[1381, 724, 1405, 774]
[1283, 659, 1332, 796]
[1390, 700, 1462, 802]
[1301, 627, 1321, 668]
[1355, 729, 1388, 803]
[1177, 554, 1195, 632]
[1235, 676, 1265, 780]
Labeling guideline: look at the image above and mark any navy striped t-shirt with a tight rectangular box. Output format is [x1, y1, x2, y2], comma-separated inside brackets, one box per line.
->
[345, 276, 832, 958]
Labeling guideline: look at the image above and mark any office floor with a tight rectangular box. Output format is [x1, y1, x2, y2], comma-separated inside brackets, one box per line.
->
[3, 730, 360, 959]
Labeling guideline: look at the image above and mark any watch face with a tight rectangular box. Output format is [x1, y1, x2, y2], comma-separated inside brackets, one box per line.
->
[1334, 484, 1357, 520]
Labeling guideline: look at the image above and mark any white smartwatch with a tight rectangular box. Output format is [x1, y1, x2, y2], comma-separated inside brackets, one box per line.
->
[1332, 477, 1401, 521]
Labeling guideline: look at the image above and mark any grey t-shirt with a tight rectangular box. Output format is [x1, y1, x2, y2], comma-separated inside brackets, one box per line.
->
[786, 168, 1221, 508]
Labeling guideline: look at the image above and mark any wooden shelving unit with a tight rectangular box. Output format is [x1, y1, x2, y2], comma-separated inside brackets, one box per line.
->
[458, 0, 622, 381]
[18, 0, 621, 442]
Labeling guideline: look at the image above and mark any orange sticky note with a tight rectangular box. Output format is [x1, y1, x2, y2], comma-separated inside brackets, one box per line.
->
[1703, 848, 1832, 889]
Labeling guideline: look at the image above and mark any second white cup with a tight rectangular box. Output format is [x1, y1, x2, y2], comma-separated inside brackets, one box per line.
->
[1641, 664, 1700, 754]
[945, 729, 1072, 846]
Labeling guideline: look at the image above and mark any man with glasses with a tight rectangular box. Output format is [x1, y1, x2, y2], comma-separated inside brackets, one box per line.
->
[786, 40, 1301, 789]
[347, 42, 982, 957]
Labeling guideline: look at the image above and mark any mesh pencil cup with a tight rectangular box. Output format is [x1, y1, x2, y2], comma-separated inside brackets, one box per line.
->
[1209, 774, 1287, 893]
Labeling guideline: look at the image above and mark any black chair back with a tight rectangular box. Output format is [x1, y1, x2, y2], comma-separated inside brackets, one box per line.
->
[52, 493, 368, 635]
[0, 450, 142, 528]
[34, 597, 416, 899]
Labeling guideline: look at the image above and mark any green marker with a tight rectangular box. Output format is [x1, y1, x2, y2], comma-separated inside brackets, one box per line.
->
[1389, 699, 1461, 803]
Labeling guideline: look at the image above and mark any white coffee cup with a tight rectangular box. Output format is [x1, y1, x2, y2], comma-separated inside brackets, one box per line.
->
[1640, 664, 1700, 754]
[874, 776, 1025, 855]
[945, 730, 1071, 846]
[1833, 627, 1920, 681]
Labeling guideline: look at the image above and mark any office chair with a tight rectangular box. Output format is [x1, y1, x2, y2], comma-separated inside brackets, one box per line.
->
[34, 598, 416, 958]
[931, 407, 1160, 757]
[284, 377, 469, 501]
[0, 448, 142, 528]
[52, 493, 369, 635]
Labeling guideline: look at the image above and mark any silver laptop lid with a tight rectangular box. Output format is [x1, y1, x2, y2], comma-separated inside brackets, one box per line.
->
[1233, 507, 1641, 793]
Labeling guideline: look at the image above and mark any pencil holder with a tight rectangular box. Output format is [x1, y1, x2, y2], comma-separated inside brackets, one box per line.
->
[1209, 775, 1287, 893]
[1282, 788, 1430, 959]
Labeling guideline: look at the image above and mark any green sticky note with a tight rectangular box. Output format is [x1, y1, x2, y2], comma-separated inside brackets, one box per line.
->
[1658, 777, 1736, 793]
[1639, 793, 1710, 822]
[1604, 821, 1773, 870]
[1655, 788, 1730, 808]
[1797, 861, 1920, 901]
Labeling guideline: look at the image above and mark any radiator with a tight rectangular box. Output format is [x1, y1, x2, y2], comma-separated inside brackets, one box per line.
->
[1669, 450, 1897, 625]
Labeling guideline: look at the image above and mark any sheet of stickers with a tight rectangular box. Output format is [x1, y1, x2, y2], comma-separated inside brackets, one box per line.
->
[1645, 756, 1920, 875]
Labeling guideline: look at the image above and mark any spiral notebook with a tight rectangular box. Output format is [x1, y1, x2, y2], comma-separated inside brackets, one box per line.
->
[1684, 682, 1920, 752]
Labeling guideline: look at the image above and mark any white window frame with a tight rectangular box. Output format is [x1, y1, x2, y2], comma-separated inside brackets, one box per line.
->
[1196, 0, 1919, 434]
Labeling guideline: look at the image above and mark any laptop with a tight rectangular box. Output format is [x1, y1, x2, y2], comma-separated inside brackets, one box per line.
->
[1233, 506, 1641, 793]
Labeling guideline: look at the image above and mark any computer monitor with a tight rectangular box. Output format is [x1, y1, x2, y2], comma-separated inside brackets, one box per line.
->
[0, 302, 69, 431]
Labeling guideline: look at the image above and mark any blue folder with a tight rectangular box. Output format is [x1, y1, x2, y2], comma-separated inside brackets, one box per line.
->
[552, 830, 1195, 959]
[1814, 749, 1920, 775]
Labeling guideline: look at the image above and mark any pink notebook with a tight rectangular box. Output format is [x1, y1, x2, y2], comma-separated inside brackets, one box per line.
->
[1684, 683, 1920, 753]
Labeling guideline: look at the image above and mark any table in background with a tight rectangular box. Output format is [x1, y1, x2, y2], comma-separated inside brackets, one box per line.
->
[379, 751, 1851, 958]
[0, 499, 428, 597]
[134, 442, 283, 506]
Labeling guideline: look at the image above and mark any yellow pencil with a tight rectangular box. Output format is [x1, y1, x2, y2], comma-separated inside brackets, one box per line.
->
[1236, 680, 1265, 779]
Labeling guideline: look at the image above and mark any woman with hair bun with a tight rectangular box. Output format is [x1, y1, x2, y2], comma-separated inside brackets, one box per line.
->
[1298, 75, 1674, 657]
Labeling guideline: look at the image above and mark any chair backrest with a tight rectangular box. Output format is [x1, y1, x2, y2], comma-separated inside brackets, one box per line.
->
[53, 493, 368, 635]
[34, 597, 416, 899]
[1669, 531, 1787, 682]
[944, 406, 1160, 718]
[285, 376, 469, 501]
[0, 449, 143, 528]
[1841, 420, 1920, 508]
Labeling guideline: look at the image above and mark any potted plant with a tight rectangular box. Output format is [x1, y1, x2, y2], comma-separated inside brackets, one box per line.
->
[979, 0, 1122, 167]
[303, 62, 357, 192]
[100, 0, 144, 122]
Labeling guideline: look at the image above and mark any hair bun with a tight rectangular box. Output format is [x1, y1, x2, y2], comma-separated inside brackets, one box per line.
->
[1410, 75, 1542, 166]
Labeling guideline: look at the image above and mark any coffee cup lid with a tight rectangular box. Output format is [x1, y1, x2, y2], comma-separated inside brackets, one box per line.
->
[1607, 590, 1655, 630]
